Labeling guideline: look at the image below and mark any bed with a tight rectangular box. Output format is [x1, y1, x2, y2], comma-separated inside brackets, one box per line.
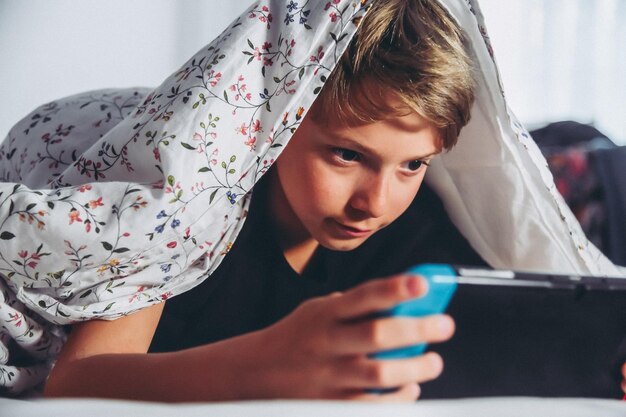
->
[2, 397, 626, 417]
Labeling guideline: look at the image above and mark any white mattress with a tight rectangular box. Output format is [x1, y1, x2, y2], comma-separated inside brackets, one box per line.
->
[2, 397, 625, 417]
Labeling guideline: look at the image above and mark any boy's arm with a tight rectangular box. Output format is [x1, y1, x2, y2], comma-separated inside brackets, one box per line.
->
[44, 302, 268, 401]
[44, 275, 453, 402]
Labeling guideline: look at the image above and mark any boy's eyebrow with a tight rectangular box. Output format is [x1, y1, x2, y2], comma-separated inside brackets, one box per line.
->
[329, 134, 441, 160]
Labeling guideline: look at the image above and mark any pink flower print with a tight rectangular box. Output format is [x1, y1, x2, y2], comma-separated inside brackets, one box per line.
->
[184, 227, 191, 240]
[290, 39, 296, 47]
[229, 84, 237, 92]
[166, 241, 177, 249]
[153, 148, 161, 161]
[78, 184, 92, 193]
[252, 119, 263, 133]
[244, 136, 257, 151]
[175, 67, 193, 82]
[88, 197, 104, 209]
[253, 47, 262, 61]
[8, 313, 22, 327]
[68, 208, 83, 224]
[238, 75, 245, 82]
[324, 2, 331, 10]
[196, 143, 205, 154]
[122, 232, 130, 237]
[262, 41, 272, 50]
[235, 123, 248, 136]
[262, 5, 269, 12]
[210, 158, 218, 166]
[209, 132, 217, 139]
[30, 253, 40, 261]
[259, 16, 267, 23]
[333, 0, 340, 3]
[208, 71, 222, 87]
[329, 12, 338, 22]
[316, 46, 325, 61]
[27, 261, 38, 269]
[85, 220, 91, 233]
[161, 291, 173, 301]
[18, 250, 28, 259]
[165, 182, 181, 194]
[193, 132, 203, 141]
[263, 57, 274, 66]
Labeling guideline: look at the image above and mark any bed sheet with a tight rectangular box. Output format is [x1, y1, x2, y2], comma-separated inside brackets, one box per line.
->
[2, 397, 626, 417]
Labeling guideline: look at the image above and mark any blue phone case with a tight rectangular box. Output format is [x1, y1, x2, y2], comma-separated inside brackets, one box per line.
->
[371, 263, 458, 360]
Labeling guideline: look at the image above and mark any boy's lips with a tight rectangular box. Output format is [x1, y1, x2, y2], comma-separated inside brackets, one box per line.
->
[330, 220, 373, 238]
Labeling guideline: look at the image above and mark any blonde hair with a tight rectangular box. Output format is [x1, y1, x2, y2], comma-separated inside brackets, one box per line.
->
[312, 0, 475, 149]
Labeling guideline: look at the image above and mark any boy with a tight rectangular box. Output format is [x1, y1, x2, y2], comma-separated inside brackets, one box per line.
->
[43, 0, 475, 401]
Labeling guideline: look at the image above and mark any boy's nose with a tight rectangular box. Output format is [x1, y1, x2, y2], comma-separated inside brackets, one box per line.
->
[349, 174, 389, 219]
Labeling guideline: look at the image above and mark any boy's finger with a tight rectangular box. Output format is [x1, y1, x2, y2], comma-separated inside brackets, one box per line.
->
[330, 315, 454, 354]
[346, 382, 420, 402]
[336, 352, 444, 389]
[331, 275, 428, 320]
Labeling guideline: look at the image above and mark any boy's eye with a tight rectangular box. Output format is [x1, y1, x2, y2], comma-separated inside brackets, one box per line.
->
[332, 148, 360, 162]
[404, 159, 429, 172]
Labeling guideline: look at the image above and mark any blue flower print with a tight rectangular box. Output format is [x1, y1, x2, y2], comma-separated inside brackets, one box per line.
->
[226, 191, 237, 204]
[156, 210, 167, 219]
[287, 1, 298, 12]
[171, 219, 181, 228]
[160, 263, 171, 273]
[284, 13, 294, 25]
[154, 224, 165, 233]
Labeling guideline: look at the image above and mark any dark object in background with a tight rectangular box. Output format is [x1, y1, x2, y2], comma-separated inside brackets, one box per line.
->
[593, 147, 626, 265]
[530, 120, 611, 148]
[530, 121, 626, 266]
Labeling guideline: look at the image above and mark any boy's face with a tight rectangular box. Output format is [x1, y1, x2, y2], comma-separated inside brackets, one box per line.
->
[271, 109, 441, 252]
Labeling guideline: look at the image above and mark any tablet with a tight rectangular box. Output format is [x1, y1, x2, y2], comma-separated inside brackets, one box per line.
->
[415, 265, 626, 399]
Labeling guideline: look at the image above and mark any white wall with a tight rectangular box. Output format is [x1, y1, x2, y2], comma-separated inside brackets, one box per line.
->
[479, 0, 626, 143]
[1, 0, 625, 144]
[0, 0, 247, 137]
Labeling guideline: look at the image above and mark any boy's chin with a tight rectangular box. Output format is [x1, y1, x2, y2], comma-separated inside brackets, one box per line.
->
[318, 236, 371, 252]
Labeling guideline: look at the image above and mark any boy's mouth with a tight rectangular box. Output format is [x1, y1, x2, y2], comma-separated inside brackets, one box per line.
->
[330, 220, 373, 238]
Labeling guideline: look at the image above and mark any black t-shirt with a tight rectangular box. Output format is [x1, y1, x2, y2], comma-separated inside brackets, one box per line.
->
[150, 175, 485, 352]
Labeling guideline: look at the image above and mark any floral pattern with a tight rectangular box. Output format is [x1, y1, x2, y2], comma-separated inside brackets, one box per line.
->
[0, 0, 621, 397]
[0, 0, 373, 396]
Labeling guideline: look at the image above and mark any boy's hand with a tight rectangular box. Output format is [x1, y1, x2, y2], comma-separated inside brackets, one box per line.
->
[255, 275, 454, 401]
